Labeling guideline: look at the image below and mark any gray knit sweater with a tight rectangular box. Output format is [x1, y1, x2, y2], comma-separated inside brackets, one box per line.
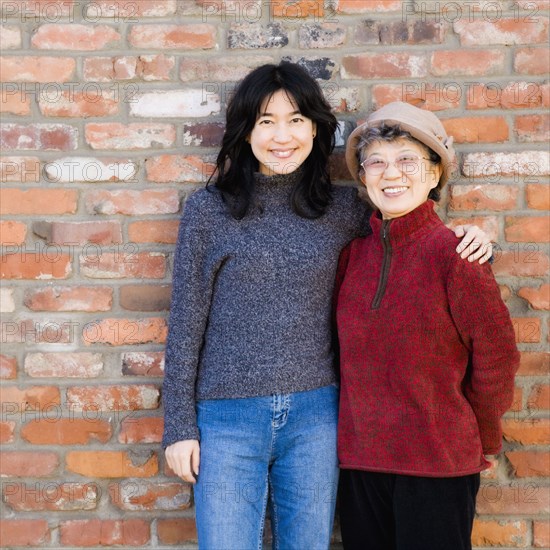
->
[162, 171, 370, 447]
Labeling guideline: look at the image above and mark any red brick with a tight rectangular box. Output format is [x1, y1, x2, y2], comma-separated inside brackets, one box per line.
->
[517, 352, 550, 376]
[33, 221, 122, 246]
[3, 0, 75, 17]
[491, 250, 549, 277]
[506, 451, 550, 478]
[2, 319, 75, 345]
[442, 116, 509, 143]
[455, 19, 548, 46]
[502, 418, 550, 445]
[1, 123, 77, 151]
[0, 220, 27, 245]
[449, 185, 518, 211]
[471, 519, 528, 547]
[179, 55, 273, 82]
[518, 284, 550, 310]
[335, 0, 401, 12]
[342, 52, 427, 79]
[24, 352, 104, 378]
[374, 83, 461, 111]
[510, 386, 523, 413]
[85, 189, 179, 215]
[146, 155, 215, 183]
[0, 156, 40, 183]
[91, 0, 177, 17]
[66, 450, 158, 478]
[505, 216, 550, 242]
[0, 422, 15, 446]
[462, 151, 549, 180]
[85, 123, 176, 150]
[31, 24, 120, 50]
[0, 56, 75, 82]
[24, 286, 113, 312]
[3, 482, 99, 511]
[528, 384, 550, 410]
[0, 520, 50, 547]
[534, 520, 550, 548]
[512, 317, 541, 343]
[0, 92, 31, 116]
[121, 351, 165, 377]
[0, 451, 59, 477]
[0, 25, 21, 49]
[129, 24, 216, 49]
[1, 188, 77, 215]
[445, 216, 498, 242]
[82, 317, 167, 346]
[0, 354, 17, 379]
[0, 252, 72, 279]
[514, 47, 550, 74]
[80, 251, 166, 279]
[60, 519, 150, 547]
[272, 0, 324, 17]
[21, 418, 111, 445]
[500, 82, 545, 109]
[157, 518, 198, 545]
[66, 384, 160, 411]
[499, 285, 512, 302]
[118, 416, 163, 444]
[109, 480, 190, 511]
[477, 484, 550, 515]
[83, 54, 175, 82]
[120, 285, 172, 311]
[128, 220, 179, 244]
[38, 90, 118, 118]
[0, 384, 60, 409]
[515, 114, 550, 142]
[431, 50, 505, 76]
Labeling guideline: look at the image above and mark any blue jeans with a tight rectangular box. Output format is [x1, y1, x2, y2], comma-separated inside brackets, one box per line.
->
[194, 384, 339, 550]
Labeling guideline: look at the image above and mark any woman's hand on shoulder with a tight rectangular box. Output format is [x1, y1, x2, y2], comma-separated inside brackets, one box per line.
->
[452, 224, 493, 264]
[165, 439, 200, 483]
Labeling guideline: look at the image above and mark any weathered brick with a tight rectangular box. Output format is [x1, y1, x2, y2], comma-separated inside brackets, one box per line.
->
[0, 56, 75, 82]
[82, 317, 167, 346]
[271, 0, 324, 17]
[130, 90, 220, 118]
[477, 484, 550, 515]
[0, 354, 17, 379]
[0, 25, 21, 49]
[66, 451, 158, 478]
[33, 221, 122, 246]
[373, 83, 460, 111]
[157, 518, 198, 545]
[445, 216, 498, 242]
[0, 123, 77, 151]
[109, 480, 190, 510]
[431, 50, 505, 76]
[462, 151, 550, 180]
[0, 220, 27, 245]
[335, 0, 401, 12]
[1, 319, 75, 345]
[3, 0, 75, 17]
[449, 185, 518, 211]
[60, 519, 150, 546]
[0, 287, 15, 312]
[80, 251, 166, 279]
[442, 116, 509, 143]
[24, 286, 113, 312]
[0, 421, 15, 443]
[146, 155, 214, 183]
[0, 189, 77, 215]
[518, 284, 550, 310]
[121, 351, 165, 377]
[515, 114, 550, 142]
[491, 250, 549, 278]
[528, 384, 550, 410]
[21, 418, 111, 444]
[512, 317, 541, 343]
[299, 24, 346, 49]
[342, 52, 428, 79]
[85, 123, 176, 150]
[514, 47, 550, 75]
[3, 482, 99, 511]
[45, 157, 136, 183]
[502, 418, 550, 445]
[38, 90, 119, 118]
[506, 451, 550, 478]
[128, 220, 179, 244]
[120, 285, 172, 311]
[228, 23, 289, 49]
[0, 520, 50, 547]
[0, 451, 59, 477]
[118, 416, 164, 444]
[466, 82, 546, 110]
[455, 19, 549, 46]
[282, 56, 338, 81]
[0, 252, 72, 279]
[83, 54, 176, 82]
[0, 92, 31, 116]
[471, 519, 528, 547]
[0, 156, 40, 183]
[375, 20, 445, 45]
[32, 24, 121, 50]
[129, 24, 216, 49]
[505, 216, 550, 242]
[24, 352, 104, 378]
[179, 54, 273, 82]
[517, 352, 550, 376]
[534, 520, 550, 548]
[85, 189, 179, 216]
[91, 0, 177, 17]
[66, 384, 160, 411]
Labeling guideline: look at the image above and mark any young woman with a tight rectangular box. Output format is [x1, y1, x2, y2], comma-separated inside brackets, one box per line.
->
[162, 63, 492, 549]
[335, 101, 519, 550]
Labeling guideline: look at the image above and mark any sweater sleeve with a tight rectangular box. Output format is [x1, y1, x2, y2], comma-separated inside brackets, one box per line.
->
[446, 254, 520, 455]
[161, 192, 218, 448]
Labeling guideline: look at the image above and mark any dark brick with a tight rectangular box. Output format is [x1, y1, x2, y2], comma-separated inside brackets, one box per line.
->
[182, 122, 225, 147]
[354, 20, 380, 45]
[120, 285, 172, 311]
[298, 24, 346, 49]
[228, 23, 289, 49]
[282, 56, 337, 81]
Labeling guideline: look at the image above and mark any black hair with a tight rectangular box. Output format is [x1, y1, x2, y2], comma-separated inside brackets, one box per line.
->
[356, 123, 443, 202]
[208, 62, 338, 219]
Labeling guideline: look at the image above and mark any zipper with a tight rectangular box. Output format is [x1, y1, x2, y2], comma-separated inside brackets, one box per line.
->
[371, 219, 392, 310]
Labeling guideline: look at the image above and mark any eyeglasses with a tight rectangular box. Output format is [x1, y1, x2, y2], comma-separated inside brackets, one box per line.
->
[361, 154, 431, 175]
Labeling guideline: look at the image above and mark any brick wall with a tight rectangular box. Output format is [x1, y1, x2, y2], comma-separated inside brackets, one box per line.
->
[0, 0, 548, 548]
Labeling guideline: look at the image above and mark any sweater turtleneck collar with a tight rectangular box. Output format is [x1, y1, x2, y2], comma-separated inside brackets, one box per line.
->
[254, 169, 301, 191]
[369, 200, 442, 247]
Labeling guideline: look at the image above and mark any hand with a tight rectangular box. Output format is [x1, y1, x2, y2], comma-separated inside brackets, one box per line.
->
[165, 439, 200, 483]
[453, 224, 493, 264]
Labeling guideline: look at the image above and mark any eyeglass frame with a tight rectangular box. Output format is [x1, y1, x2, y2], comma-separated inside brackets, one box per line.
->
[360, 154, 434, 176]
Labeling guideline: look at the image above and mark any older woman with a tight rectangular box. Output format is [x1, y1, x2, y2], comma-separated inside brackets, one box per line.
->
[334, 102, 520, 550]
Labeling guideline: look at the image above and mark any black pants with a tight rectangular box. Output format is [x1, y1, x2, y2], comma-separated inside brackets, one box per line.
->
[339, 469, 480, 550]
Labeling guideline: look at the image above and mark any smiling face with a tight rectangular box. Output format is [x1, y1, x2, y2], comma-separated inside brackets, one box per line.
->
[248, 89, 316, 176]
[360, 138, 442, 220]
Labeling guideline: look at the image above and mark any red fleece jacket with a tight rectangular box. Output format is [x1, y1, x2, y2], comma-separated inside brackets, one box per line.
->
[334, 201, 519, 477]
